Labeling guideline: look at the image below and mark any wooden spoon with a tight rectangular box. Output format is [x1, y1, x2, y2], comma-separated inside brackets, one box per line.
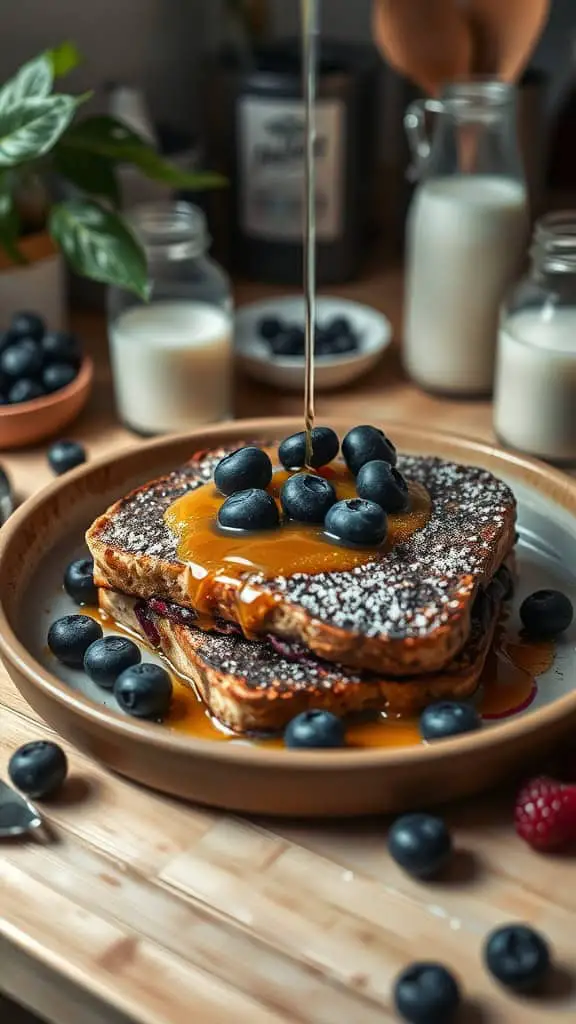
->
[373, 0, 473, 96]
[463, 0, 550, 80]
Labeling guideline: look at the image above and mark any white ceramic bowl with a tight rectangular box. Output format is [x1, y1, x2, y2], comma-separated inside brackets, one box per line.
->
[235, 296, 392, 391]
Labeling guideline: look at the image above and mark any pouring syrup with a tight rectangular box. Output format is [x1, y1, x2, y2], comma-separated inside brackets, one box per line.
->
[301, 0, 320, 466]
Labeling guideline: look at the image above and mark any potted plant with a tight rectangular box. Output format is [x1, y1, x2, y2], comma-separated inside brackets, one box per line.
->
[0, 42, 225, 324]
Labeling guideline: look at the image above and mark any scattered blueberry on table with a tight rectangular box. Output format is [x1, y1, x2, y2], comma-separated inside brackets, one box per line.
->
[84, 636, 142, 690]
[284, 710, 346, 749]
[48, 614, 103, 668]
[419, 701, 482, 742]
[393, 962, 461, 1024]
[484, 924, 551, 992]
[114, 663, 173, 719]
[387, 813, 453, 879]
[8, 740, 68, 799]
[520, 589, 573, 639]
[47, 439, 87, 475]
[0, 311, 84, 406]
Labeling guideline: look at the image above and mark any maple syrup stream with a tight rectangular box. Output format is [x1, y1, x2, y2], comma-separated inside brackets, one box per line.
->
[302, 0, 319, 466]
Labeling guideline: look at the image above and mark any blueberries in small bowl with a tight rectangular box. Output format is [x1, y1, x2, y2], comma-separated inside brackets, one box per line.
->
[42, 362, 77, 393]
[270, 330, 304, 357]
[284, 709, 346, 749]
[279, 426, 339, 470]
[10, 311, 45, 342]
[388, 813, 452, 879]
[48, 614, 103, 668]
[0, 316, 84, 408]
[41, 330, 82, 368]
[8, 740, 68, 799]
[484, 924, 551, 992]
[356, 460, 409, 513]
[84, 636, 142, 689]
[47, 440, 87, 475]
[393, 962, 461, 1024]
[8, 379, 45, 404]
[420, 701, 481, 742]
[114, 662, 173, 719]
[218, 488, 280, 531]
[520, 590, 573, 639]
[325, 498, 387, 547]
[0, 339, 43, 379]
[258, 316, 283, 341]
[214, 447, 273, 496]
[281, 473, 336, 524]
[342, 425, 397, 475]
[259, 313, 360, 360]
[64, 557, 98, 606]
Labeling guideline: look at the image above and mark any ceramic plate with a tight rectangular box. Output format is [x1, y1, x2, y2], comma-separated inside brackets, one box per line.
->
[235, 297, 392, 391]
[0, 420, 575, 817]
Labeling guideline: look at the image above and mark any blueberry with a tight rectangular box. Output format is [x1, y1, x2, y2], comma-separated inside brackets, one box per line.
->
[0, 339, 44, 378]
[47, 614, 103, 668]
[324, 498, 387, 547]
[356, 460, 409, 513]
[420, 701, 481, 742]
[10, 311, 45, 342]
[325, 315, 353, 339]
[0, 330, 15, 354]
[47, 440, 86, 475]
[284, 710, 345, 749]
[279, 427, 340, 470]
[329, 333, 358, 356]
[218, 488, 280, 531]
[42, 362, 78, 393]
[281, 473, 336, 524]
[8, 379, 45, 403]
[64, 557, 98, 606]
[271, 327, 305, 357]
[484, 924, 551, 992]
[8, 741, 67, 799]
[84, 635, 142, 690]
[259, 316, 284, 340]
[520, 589, 573, 639]
[394, 963, 461, 1024]
[114, 662, 173, 719]
[214, 447, 273, 496]
[388, 813, 452, 878]
[342, 425, 397, 475]
[41, 330, 82, 367]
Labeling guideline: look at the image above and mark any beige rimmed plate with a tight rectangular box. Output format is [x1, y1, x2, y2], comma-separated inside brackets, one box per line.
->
[0, 419, 575, 817]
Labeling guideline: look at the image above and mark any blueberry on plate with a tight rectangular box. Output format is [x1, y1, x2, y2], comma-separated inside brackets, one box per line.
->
[8, 740, 68, 799]
[342, 425, 397, 475]
[270, 326, 305, 357]
[47, 614, 103, 668]
[284, 710, 346, 749]
[218, 488, 280, 531]
[356, 460, 409, 513]
[214, 447, 273, 496]
[8, 379, 45, 404]
[520, 589, 573, 639]
[41, 330, 82, 367]
[10, 311, 45, 342]
[114, 662, 173, 719]
[64, 557, 98, 606]
[47, 440, 87, 475]
[281, 473, 336, 524]
[420, 701, 481, 742]
[484, 924, 551, 992]
[393, 962, 461, 1024]
[324, 498, 387, 547]
[387, 813, 452, 879]
[42, 362, 78, 393]
[84, 635, 142, 689]
[278, 426, 340, 470]
[0, 339, 44, 378]
[258, 316, 284, 341]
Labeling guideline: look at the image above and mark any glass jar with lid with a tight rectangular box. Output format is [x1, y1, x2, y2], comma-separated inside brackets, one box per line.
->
[494, 212, 576, 464]
[107, 201, 233, 435]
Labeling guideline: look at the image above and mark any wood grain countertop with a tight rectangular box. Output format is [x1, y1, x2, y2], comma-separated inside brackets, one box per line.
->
[1, 268, 575, 1024]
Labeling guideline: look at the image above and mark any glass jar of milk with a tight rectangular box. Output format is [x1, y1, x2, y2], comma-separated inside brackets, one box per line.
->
[107, 201, 233, 434]
[494, 212, 576, 464]
[404, 80, 529, 396]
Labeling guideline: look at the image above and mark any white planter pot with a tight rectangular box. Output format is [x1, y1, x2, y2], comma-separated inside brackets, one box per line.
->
[0, 234, 66, 330]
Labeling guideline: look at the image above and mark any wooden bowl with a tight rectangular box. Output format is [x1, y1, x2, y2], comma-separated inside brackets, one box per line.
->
[0, 356, 93, 450]
[0, 419, 575, 817]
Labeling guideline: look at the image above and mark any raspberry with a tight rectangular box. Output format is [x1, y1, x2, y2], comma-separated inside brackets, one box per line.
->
[515, 776, 576, 851]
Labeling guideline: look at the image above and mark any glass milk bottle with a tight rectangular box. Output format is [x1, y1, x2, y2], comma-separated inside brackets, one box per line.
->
[494, 212, 576, 464]
[107, 201, 233, 435]
[404, 80, 529, 395]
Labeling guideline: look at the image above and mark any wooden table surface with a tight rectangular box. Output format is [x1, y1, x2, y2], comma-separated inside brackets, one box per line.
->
[1, 270, 575, 1024]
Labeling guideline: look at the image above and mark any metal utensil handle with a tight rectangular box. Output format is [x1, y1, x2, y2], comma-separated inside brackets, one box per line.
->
[404, 97, 445, 181]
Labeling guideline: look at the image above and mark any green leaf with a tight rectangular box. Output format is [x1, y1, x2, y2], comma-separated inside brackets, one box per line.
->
[49, 198, 149, 299]
[0, 55, 53, 112]
[0, 95, 78, 167]
[61, 116, 227, 190]
[46, 41, 82, 79]
[0, 172, 25, 263]
[53, 145, 121, 206]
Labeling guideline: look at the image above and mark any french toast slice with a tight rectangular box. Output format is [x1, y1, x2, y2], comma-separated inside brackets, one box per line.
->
[87, 448, 516, 676]
[99, 576, 506, 732]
